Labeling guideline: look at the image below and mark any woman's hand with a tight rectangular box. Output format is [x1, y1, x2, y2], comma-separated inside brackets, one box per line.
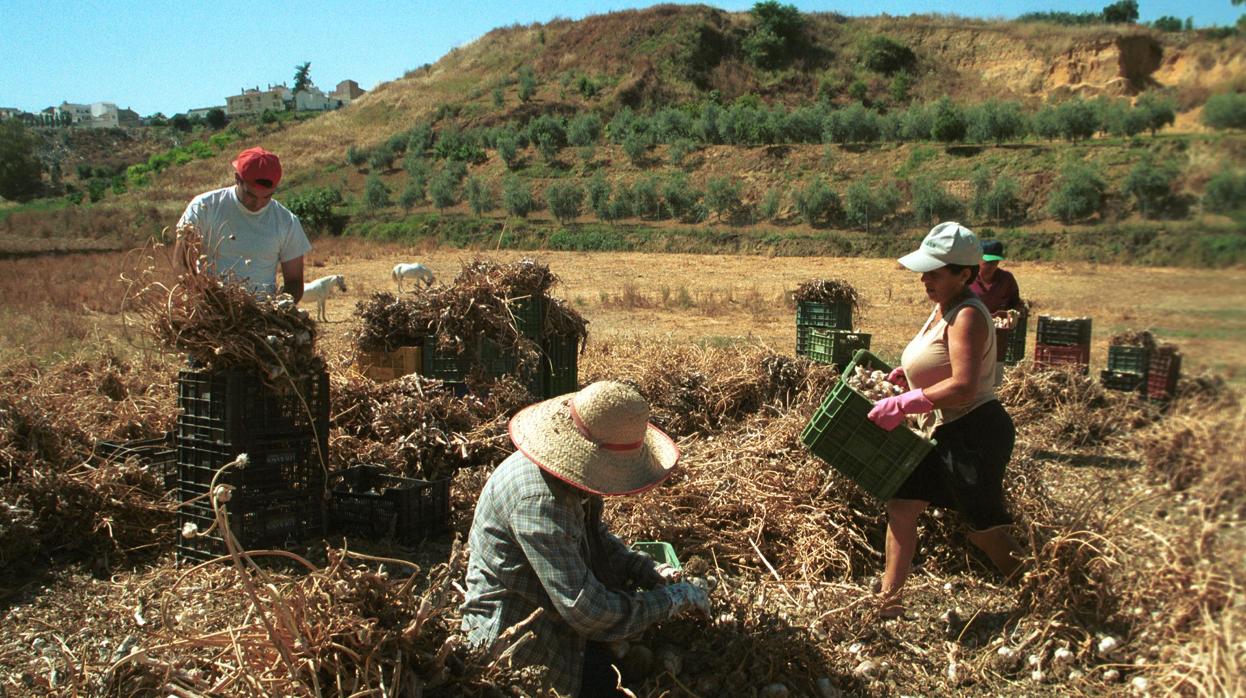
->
[886, 367, 908, 391]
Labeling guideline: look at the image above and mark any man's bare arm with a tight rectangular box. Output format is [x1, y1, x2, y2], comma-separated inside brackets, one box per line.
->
[282, 256, 305, 302]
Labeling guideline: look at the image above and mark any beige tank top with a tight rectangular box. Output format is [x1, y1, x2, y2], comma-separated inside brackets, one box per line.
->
[900, 296, 998, 426]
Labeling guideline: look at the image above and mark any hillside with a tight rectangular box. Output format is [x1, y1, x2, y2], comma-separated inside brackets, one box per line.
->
[12, 4, 1246, 263]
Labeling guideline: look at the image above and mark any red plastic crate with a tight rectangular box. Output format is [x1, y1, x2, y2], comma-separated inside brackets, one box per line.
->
[1034, 342, 1090, 374]
[1147, 351, 1182, 401]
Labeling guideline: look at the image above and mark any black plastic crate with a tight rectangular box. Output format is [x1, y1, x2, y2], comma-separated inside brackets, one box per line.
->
[1036, 316, 1093, 347]
[1107, 345, 1151, 376]
[176, 433, 327, 501]
[176, 367, 329, 445]
[542, 333, 580, 397]
[329, 465, 450, 544]
[96, 434, 177, 490]
[424, 336, 543, 395]
[1003, 313, 1028, 365]
[1100, 369, 1145, 392]
[176, 491, 325, 564]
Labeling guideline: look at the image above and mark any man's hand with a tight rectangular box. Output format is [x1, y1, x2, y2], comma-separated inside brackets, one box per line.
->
[640, 562, 681, 587]
[664, 581, 710, 619]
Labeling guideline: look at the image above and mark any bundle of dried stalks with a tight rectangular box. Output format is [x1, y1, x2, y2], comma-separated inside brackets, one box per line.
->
[1108, 330, 1156, 349]
[330, 374, 521, 480]
[351, 292, 425, 353]
[999, 362, 1156, 448]
[105, 526, 546, 696]
[352, 258, 587, 382]
[0, 354, 178, 582]
[583, 340, 837, 438]
[793, 279, 862, 310]
[129, 228, 324, 381]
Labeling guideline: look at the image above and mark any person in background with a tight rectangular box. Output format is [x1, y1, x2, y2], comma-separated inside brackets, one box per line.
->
[867, 222, 1024, 619]
[462, 381, 710, 697]
[174, 147, 310, 302]
[970, 239, 1023, 315]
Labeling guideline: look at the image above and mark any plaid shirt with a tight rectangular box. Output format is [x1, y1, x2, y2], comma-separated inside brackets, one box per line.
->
[462, 452, 671, 696]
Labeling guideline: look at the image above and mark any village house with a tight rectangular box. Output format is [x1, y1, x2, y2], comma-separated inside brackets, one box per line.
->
[329, 79, 365, 106]
[225, 84, 291, 117]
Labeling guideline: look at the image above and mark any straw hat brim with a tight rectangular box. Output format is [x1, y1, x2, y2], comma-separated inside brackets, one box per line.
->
[508, 394, 679, 496]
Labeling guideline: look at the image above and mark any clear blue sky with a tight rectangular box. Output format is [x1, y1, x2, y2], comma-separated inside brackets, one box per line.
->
[0, 0, 1239, 116]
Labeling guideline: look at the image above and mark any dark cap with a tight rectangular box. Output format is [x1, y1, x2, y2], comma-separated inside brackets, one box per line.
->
[981, 239, 1005, 262]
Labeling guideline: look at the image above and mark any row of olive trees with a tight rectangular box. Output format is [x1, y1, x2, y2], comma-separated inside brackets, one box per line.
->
[354, 152, 1224, 229]
[345, 93, 1187, 176]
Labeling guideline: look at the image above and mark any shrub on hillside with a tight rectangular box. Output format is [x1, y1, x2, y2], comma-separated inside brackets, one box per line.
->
[911, 175, 964, 224]
[861, 35, 916, 75]
[668, 139, 696, 167]
[1202, 171, 1246, 213]
[567, 113, 602, 148]
[429, 170, 459, 210]
[346, 145, 367, 167]
[1123, 158, 1182, 218]
[623, 132, 649, 165]
[403, 151, 430, 182]
[0, 121, 42, 201]
[744, 1, 807, 70]
[1102, 99, 1150, 137]
[368, 145, 397, 172]
[502, 176, 534, 218]
[1102, 0, 1138, 24]
[971, 167, 1021, 222]
[1057, 98, 1099, 142]
[967, 100, 1026, 144]
[364, 175, 391, 211]
[1048, 163, 1106, 222]
[760, 189, 782, 221]
[1202, 93, 1246, 130]
[845, 179, 901, 231]
[824, 103, 880, 144]
[495, 129, 521, 169]
[465, 177, 495, 216]
[1152, 16, 1183, 32]
[286, 187, 344, 232]
[434, 126, 486, 163]
[661, 174, 705, 222]
[545, 182, 584, 224]
[517, 67, 537, 102]
[588, 173, 612, 220]
[407, 123, 434, 154]
[399, 180, 423, 212]
[706, 176, 743, 221]
[1030, 105, 1064, 141]
[632, 177, 661, 219]
[794, 178, 840, 227]
[931, 98, 968, 143]
[900, 103, 935, 141]
[1135, 92, 1176, 135]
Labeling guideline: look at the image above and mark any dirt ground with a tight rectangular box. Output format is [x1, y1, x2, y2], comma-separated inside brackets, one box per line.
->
[306, 242, 1246, 384]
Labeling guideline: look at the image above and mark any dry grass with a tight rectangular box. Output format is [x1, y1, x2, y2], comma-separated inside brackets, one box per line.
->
[1, 246, 1244, 696]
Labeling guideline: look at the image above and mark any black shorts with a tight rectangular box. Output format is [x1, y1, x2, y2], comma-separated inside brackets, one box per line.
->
[892, 399, 1015, 531]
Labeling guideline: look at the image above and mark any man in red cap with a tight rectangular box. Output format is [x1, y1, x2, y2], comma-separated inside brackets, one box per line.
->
[174, 147, 310, 300]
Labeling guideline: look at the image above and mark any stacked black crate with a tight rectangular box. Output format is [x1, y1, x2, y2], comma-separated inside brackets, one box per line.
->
[175, 367, 330, 563]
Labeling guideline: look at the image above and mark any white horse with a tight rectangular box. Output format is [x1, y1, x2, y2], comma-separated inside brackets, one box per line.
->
[392, 262, 435, 292]
[303, 274, 347, 322]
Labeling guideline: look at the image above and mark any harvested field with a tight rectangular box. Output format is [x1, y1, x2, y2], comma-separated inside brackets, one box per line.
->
[0, 243, 1243, 697]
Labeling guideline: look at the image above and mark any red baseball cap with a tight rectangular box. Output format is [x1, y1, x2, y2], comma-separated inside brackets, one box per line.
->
[232, 147, 282, 188]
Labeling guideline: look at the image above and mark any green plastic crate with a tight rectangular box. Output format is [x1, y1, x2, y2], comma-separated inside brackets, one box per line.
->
[508, 296, 546, 339]
[808, 329, 872, 368]
[802, 349, 934, 500]
[795, 300, 854, 356]
[631, 541, 682, 570]
[1107, 345, 1150, 377]
[542, 333, 579, 397]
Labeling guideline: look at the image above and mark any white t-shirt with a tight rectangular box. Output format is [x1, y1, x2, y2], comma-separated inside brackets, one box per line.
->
[177, 186, 311, 293]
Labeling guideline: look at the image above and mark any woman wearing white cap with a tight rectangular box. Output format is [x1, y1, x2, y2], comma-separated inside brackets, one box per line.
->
[867, 222, 1024, 618]
[462, 381, 710, 697]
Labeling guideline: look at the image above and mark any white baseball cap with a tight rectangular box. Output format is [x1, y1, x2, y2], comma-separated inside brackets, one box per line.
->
[898, 222, 982, 272]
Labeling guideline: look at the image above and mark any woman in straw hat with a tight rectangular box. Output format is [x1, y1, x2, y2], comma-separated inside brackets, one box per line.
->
[462, 381, 710, 697]
[867, 222, 1025, 619]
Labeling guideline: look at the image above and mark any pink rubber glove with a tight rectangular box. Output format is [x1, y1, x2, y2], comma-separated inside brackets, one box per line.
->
[867, 389, 934, 431]
[886, 367, 909, 391]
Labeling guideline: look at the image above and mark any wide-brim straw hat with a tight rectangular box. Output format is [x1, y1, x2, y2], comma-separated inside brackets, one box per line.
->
[509, 381, 680, 496]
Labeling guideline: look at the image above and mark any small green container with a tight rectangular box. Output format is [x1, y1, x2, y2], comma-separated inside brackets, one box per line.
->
[802, 349, 935, 501]
[631, 541, 682, 570]
[1107, 345, 1150, 377]
[1003, 313, 1028, 365]
[808, 329, 871, 368]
